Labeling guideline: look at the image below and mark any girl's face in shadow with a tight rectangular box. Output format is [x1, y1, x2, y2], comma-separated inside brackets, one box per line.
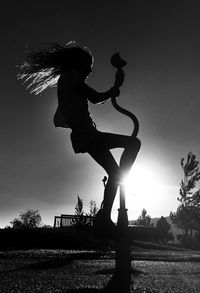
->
[80, 63, 93, 81]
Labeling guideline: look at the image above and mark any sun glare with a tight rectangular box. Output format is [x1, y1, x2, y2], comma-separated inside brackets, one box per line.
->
[122, 164, 165, 217]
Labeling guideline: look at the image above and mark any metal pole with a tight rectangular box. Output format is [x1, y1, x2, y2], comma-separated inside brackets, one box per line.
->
[110, 53, 140, 292]
[115, 175, 131, 292]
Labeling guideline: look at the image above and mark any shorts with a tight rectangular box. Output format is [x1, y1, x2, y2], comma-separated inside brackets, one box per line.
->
[70, 126, 99, 153]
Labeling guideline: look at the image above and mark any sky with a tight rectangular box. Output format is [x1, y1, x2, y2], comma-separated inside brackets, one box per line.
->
[1, 0, 200, 227]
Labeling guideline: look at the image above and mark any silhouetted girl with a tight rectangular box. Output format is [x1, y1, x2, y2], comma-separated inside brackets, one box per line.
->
[18, 41, 140, 233]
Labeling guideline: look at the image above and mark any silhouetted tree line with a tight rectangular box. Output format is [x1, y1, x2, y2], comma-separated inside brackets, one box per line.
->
[5, 195, 178, 246]
[3, 197, 178, 247]
[134, 208, 174, 244]
[7, 196, 98, 231]
[170, 152, 200, 249]
[10, 209, 42, 229]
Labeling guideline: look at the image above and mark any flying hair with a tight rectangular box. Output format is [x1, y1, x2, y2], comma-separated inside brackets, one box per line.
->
[17, 41, 93, 95]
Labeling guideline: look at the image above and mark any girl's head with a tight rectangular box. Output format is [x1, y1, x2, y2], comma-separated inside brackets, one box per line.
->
[18, 41, 93, 95]
[61, 45, 93, 71]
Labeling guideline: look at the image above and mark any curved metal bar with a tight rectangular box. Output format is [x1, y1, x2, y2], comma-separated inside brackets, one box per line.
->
[111, 97, 139, 137]
[110, 52, 139, 138]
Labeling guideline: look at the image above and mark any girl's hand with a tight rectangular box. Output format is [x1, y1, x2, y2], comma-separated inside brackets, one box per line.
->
[111, 53, 127, 69]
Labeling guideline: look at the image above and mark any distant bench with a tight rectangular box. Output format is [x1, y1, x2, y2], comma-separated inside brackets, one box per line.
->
[54, 214, 94, 228]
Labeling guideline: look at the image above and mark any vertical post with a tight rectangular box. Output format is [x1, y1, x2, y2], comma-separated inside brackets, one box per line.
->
[118, 183, 128, 226]
[115, 182, 131, 292]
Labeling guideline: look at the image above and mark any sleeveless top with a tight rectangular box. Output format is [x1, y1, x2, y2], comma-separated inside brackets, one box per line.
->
[54, 73, 98, 153]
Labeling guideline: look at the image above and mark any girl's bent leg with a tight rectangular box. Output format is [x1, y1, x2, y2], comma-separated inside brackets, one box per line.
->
[90, 132, 141, 174]
[87, 132, 141, 226]
[120, 137, 141, 173]
[90, 132, 131, 150]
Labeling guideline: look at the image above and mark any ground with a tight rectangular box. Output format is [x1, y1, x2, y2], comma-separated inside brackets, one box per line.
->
[0, 249, 200, 292]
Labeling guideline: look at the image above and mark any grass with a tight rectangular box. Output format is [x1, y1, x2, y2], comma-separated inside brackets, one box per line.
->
[1, 228, 200, 292]
[0, 249, 200, 292]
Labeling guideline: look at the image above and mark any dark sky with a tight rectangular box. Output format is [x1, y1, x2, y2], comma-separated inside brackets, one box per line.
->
[1, 1, 200, 227]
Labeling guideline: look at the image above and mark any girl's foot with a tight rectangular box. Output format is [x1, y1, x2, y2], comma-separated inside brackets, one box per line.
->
[93, 209, 116, 238]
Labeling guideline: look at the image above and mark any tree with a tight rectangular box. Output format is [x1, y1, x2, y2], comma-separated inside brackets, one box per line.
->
[170, 205, 195, 234]
[10, 209, 42, 229]
[156, 216, 174, 243]
[11, 218, 24, 229]
[73, 195, 86, 228]
[135, 209, 152, 226]
[89, 200, 99, 217]
[170, 152, 200, 236]
[74, 195, 84, 217]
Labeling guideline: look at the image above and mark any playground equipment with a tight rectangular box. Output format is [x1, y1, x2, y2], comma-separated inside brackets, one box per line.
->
[111, 53, 140, 292]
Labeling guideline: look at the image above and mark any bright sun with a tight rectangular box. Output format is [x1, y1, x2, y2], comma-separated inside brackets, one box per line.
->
[122, 163, 164, 217]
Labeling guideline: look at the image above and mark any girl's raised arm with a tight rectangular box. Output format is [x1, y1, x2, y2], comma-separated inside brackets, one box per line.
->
[78, 84, 120, 104]
[79, 68, 125, 104]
